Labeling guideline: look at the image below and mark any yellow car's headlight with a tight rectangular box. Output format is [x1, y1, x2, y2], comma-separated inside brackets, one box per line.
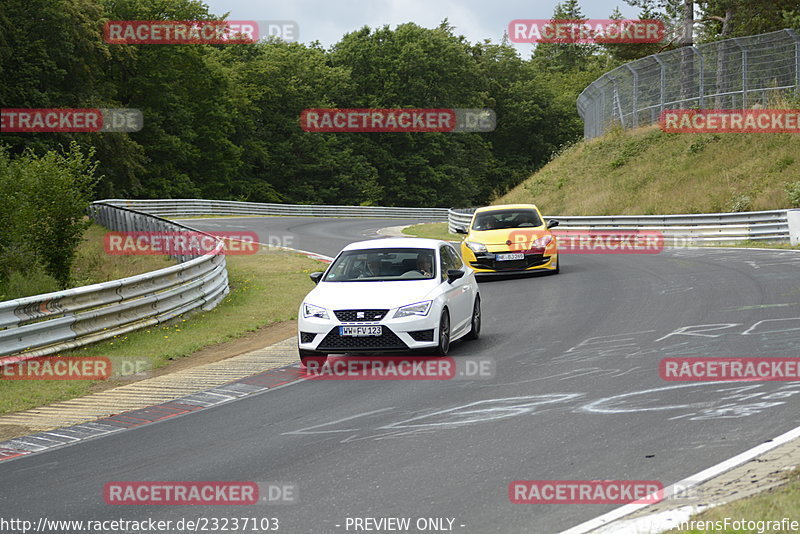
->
[465, 241, 487, 254]
[532, 235, 553, 248]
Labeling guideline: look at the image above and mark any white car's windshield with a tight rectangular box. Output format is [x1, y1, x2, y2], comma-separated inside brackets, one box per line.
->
[323, 247, 436, 282]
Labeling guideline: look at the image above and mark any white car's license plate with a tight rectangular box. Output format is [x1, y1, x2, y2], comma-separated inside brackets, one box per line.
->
[496, 252, 525, 261]
[339, 326, 382, 337]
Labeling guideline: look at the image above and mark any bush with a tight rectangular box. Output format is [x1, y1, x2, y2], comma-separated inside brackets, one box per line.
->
[730, 194, 753, 212]
[0, 143, 99, 290]
[788, 182, 800, 208]
[0, 265, 60, 301]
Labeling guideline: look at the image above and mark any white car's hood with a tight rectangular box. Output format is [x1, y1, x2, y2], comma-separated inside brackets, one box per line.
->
[306, 280, 439, 310]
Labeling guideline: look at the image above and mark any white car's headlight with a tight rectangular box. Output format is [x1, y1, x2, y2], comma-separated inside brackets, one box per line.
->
[303, 303, 329, 319]
[394, 301, 432, 319]
[465, 241, 487, 254]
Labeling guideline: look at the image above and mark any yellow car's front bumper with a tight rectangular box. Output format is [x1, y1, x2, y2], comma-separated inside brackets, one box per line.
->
[461, 244, 559, 274]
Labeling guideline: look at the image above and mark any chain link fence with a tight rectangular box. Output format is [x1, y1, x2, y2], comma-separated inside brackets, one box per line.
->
[577, 29, 800, 139]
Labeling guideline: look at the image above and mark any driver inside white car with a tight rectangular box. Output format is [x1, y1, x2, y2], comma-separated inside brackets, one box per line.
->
[416, 253, 433, 277]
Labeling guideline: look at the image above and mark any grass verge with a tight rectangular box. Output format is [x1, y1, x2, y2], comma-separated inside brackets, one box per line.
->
[402, 222, 464, 242]
[667, 470, 800, 533]
[0, 247, 322, 415]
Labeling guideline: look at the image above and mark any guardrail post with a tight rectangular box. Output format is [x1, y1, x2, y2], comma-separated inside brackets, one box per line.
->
[788, 209, 800, 246]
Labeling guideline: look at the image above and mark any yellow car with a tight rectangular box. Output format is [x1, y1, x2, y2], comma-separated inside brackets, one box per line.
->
[455, 204, 560, 275]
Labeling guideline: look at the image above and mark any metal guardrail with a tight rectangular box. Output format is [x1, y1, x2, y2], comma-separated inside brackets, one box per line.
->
[100, 199, 450, 221]
[0, 203, 230, 363]
[577, 29, 800, 139]
[3, 199, 796, 362]
[448, 208, 798, 244]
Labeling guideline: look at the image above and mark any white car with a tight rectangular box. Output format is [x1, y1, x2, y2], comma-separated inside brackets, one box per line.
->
[297, 238, 481, 366]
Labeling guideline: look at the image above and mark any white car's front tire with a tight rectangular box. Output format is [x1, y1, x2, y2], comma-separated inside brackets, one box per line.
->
[435, 309, 450, 356]
[466, 296, 481, 340]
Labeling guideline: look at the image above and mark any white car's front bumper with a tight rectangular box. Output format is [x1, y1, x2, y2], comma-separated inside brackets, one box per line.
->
[298, 309, 441, 353]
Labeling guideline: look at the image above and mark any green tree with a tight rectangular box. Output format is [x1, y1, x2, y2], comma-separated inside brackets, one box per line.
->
[217, 40, 381, 205]
[0, 143, 99, 288]
[0, 0, 145, 198]
[532, 0, 598, 73]
[603, 6, 671, 62]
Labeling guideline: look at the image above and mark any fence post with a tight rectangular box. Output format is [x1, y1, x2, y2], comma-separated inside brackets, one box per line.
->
[691, 46, 704, 108]
[738, 39, 748, 107]
[788, 210, 800, 246]
[626, 64, 638, 127]
[611, 75, 625, 127]
[655, 55, 666, 116]
[600, 81, 610, 135]
[788, 29, 800, 93]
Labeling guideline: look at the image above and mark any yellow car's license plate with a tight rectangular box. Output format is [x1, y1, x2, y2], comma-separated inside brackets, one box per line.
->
[496, 253, 525, 261]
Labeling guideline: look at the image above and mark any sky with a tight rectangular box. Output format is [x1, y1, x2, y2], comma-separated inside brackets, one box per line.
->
[200, 0, 643, 56]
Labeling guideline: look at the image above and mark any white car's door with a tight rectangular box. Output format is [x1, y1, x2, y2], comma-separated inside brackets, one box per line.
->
[439, 245, 473, 334]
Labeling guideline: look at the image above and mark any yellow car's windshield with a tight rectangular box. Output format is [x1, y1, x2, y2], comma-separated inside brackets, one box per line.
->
[472, 209, 542, 231]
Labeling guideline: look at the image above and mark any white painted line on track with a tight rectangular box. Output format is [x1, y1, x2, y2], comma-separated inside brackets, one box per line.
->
[560, 423, 800, 534]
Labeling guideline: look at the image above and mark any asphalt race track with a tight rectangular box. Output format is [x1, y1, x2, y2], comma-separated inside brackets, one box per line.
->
[2, 216, 800, 533]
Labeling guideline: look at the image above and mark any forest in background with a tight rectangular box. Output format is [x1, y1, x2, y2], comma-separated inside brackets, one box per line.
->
[2, 0, 795, 209]
[0, 0, 798, 291]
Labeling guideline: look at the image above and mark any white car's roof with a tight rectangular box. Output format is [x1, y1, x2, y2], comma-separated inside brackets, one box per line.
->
[341, 237, 447, 252]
